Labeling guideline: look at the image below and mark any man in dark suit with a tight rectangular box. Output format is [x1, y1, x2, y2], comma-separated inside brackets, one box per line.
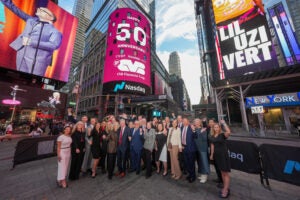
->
[116, 119, 130, 178]
[129, 120, 144, 174]
[182, 117, 197, 183]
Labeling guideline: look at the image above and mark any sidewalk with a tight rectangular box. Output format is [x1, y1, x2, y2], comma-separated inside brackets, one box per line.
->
[0, 139, 299, 200]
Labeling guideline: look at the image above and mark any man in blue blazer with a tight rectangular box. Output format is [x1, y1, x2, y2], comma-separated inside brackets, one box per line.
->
[129, 120, 144, 174]
[181, 117, 197, 183]
[116, 119, 130, 178]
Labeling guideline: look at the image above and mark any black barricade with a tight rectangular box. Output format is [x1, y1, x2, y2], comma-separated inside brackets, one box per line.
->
[260, 144, 300, 186]
[13, 136, 58, 168]
[227, 140, 261, 174]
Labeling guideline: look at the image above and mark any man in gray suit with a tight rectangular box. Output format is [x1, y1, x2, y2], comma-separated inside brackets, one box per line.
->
[1, 0, 62, 76]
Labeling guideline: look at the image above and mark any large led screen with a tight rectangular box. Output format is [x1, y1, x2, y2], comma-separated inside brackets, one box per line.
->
[212, 0, 278, 80]
[0, 0, 78, 82]
[212, 0, 264, 25]
[103, 8, 151, 95]
[268, 3, 300, 65]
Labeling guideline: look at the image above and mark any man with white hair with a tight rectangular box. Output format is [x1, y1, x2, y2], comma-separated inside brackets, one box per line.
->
[1, 0, 62, 76]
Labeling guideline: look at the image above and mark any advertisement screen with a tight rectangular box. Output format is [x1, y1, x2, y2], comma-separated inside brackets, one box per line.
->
[0, 81, 67, 118]
[103, 8, 151, 95]
[268, 3, 300, 65]
[0, 0, 78, 82]
[212, 0, 264, 25]
[212, 0, 278, 80]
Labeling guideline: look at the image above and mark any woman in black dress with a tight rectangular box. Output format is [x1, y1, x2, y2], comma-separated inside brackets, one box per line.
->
[69, 121, 85, 180]
[209, 120, 231, 198]
[90, 122, 101, 178]
[155, 123, 168, 176]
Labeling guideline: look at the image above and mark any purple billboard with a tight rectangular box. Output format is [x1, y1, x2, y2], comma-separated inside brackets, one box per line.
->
[103, 8, 151, 95]
[268, 3, 300, 65]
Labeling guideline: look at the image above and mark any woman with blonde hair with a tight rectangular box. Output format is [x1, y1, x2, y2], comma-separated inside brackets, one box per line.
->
[69, 121, 85, 180]
[209, 120, 231, 198]
[167, 119, 182, 180]
[56, 125, 72, 188]
[106, 122, 119, 179]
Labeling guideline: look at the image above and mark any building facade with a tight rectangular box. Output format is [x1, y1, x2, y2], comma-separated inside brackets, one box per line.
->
[68, 0, 180, 119]
[168, 51, 182, 78]
[195, 0, 300, 136]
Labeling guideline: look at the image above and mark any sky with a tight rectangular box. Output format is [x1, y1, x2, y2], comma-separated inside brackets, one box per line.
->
[59, 0, 201, 105]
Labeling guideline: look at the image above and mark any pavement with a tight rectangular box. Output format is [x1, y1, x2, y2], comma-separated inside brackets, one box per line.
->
[0, 137, 299, 200]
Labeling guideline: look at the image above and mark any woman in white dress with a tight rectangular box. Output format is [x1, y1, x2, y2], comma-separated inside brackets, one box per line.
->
[57, 125, 72, 188]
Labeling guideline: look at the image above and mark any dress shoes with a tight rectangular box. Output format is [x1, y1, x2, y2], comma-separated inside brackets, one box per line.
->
[188, 177, 196, 183]
[145, 175, 151, 179]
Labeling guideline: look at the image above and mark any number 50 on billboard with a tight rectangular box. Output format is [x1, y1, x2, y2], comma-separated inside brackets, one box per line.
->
[103, 8, 151, 95]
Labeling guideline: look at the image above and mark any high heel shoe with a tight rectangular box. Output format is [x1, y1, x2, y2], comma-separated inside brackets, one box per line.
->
[218, 189, 230, 198]
[56, 181, 62, 188]
[162, 172, 168, 177]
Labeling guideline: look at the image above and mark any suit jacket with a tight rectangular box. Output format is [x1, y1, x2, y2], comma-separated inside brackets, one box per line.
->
[130, 128, 144, 151]
[117, 126, 130, 152]
[182, 125, 196, 152]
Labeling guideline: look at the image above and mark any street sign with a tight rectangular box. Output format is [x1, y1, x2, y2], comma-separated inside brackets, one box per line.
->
[251, 106, 264, 114]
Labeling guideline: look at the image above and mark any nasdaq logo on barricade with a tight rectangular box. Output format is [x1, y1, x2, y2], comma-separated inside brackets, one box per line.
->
[284, 160, 300, 175]
[228, 150, 244, 163]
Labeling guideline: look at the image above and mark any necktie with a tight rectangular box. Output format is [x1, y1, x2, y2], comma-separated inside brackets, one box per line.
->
[182, 127, 187, 145]
[118, 127, 123, 145]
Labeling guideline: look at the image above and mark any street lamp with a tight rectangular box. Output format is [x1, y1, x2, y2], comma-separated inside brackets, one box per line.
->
[2, 85, 26, 122]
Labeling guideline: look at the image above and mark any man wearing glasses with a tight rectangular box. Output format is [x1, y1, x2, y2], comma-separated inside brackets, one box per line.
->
[0, 0, 62, 77]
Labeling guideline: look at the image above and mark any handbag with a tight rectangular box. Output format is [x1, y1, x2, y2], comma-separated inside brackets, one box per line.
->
[167, 129, 173, 150]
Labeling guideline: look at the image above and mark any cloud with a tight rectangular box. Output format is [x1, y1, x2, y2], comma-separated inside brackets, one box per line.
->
[156, 0, 202, 105]
[157, 50, 202, 105]
[156, 0, 197, 47]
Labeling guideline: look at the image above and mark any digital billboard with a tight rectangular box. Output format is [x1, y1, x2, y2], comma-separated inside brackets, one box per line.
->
[103, 8, 151, 95]
[268, 3, 300, 65]
[212, 0, 278, 80]
[0, 0, 78, 82]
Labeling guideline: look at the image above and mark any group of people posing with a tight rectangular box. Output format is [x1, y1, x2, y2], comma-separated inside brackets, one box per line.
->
[56, 114, 231, 198]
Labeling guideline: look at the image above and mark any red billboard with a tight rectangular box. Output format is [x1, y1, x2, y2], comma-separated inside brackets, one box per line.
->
[103, 8, 151, 95]
[0, 0, 78, 82]
[212, 0, 278, 80]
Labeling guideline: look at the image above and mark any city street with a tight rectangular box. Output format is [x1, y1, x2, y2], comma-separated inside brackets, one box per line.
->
[0, 138, 299, 200]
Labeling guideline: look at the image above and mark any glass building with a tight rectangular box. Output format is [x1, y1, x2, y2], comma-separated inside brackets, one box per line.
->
[85, 0, 156, 54]
[68, 0, 183, 118]
[168, 51, 182, 78]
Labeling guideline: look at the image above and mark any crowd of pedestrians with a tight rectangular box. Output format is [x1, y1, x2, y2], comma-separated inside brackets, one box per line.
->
[56, 114, 231, 198]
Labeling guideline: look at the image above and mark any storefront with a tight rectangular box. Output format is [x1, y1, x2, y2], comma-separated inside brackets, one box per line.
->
[246, 92, 300, 135]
